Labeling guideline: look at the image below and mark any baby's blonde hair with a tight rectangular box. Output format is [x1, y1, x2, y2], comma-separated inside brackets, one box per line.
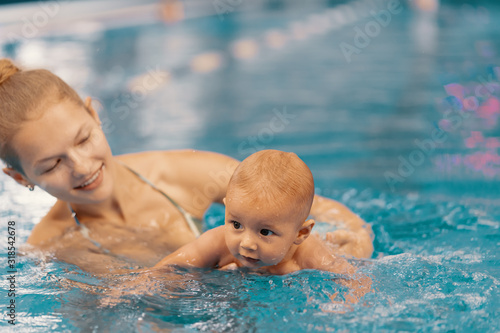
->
[0, 58, 84, 173]
[228, 149, 315, 222]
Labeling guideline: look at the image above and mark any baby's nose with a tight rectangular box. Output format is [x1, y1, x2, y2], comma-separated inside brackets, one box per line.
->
[240, 234, 257, 251]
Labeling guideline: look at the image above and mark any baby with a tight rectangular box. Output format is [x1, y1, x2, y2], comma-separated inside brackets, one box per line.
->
[154, 150, 371, 300]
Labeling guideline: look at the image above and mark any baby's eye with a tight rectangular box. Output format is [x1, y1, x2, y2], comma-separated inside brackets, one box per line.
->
[231, 221, 241, 229]
[260, 229, 273, 236]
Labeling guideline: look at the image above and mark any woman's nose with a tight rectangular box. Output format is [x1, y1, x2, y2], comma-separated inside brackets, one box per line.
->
[69, 149, 92, 176]
[240, 234, 257, 251]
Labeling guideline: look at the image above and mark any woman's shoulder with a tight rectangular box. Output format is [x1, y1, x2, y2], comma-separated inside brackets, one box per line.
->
[115, 149, 237, 164]
[27, 200, 75, 246]
[115, 150, 239, 179]
[115, 150, 192, 166]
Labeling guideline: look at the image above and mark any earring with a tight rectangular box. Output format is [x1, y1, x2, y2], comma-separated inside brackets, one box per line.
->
[27, 185, 35, 191]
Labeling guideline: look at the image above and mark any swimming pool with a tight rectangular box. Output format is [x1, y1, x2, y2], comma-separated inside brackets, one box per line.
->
[1, 0, 499, 331]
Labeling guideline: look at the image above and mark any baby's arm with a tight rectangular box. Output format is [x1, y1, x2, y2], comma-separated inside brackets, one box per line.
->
[154, 226, 228, 269]
[103, 227, 228, 306]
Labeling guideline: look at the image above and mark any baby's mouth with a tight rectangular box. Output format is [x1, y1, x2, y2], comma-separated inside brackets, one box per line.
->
[241, 255, 259, 264]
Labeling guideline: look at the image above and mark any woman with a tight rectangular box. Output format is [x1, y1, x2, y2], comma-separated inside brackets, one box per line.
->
[0, 59, 373, 273]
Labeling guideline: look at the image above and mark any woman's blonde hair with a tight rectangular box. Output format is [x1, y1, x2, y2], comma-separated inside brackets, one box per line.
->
[0, 58, 84, 173]
[227, 149, 315, 222]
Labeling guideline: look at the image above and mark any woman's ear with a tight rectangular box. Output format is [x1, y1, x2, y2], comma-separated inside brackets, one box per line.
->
[3, 167, 33, 188]
[294, 219, 315, 245]
[84, 97, 102, 125]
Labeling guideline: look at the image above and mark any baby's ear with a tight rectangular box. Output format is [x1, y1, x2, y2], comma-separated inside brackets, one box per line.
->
[294, 219, 315, 245]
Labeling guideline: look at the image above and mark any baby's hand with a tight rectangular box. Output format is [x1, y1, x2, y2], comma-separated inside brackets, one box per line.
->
[325, 228, 373, 259]
[219, 263, 239, 271]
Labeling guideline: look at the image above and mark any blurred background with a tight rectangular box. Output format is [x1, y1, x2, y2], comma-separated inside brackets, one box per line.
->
[1, 0, 499, 200]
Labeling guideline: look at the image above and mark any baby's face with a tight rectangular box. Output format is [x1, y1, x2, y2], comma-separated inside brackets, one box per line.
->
[223, 189, 304, 268]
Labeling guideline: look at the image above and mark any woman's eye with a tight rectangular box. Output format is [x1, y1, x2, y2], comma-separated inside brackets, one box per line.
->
[232, 221, 241, 229]
[43, 159, 61, 173]
[79, 134, 91, 145]
[260, 229, 273, 236]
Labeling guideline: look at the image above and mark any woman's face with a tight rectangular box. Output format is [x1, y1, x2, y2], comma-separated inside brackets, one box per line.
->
[8, 99, 115, 204]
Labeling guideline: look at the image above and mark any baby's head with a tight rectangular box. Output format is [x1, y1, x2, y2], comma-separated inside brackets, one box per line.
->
[224, 150, 315, 268]
[0, 58, 85, 174]
[227, 149, 315, 226]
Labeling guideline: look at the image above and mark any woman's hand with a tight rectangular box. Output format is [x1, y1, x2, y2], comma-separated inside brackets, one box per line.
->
[100, 267, 187, 307]
[325, 229, 373, 259]
[310, 195, 374, 259]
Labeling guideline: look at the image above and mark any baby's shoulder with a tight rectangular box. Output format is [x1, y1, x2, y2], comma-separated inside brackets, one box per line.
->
[295, 234, 337, 269]
[199, 225, 227, 244]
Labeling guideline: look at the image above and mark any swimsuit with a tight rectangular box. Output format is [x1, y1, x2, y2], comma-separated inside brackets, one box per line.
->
[69, 161, 202, 255]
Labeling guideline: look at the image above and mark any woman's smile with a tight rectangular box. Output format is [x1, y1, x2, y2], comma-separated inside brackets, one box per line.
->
[74, 164, 104, 191]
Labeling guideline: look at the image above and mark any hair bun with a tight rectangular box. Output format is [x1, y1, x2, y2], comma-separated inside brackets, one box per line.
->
[0, 59, 20, 85]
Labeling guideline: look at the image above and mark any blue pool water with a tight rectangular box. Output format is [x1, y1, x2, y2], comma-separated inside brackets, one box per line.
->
[1, 0, 499, 331]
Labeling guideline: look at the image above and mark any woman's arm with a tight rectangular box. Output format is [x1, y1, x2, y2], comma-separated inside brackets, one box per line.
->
[326, 255, 372, 304]
[126, 150, 240, 218]
[127, 150, 373, 258]
[301, 235, 372, 304]
[159, 151, 373, 258]
[310, 195, 374, 259]
[26, 200, 74, 246]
